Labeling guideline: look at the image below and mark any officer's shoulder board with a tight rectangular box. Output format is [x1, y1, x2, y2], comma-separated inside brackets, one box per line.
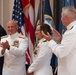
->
[70, 26, 73, 30]
[67, 26, 73, 31]
[43, 40, 47, 42]
[19, 35, 26, 39]
[1, 35, 8, 39]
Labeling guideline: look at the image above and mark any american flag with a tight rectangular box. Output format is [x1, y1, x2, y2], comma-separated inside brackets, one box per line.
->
[12, 0, 25, 35]
[12, 0, 35, 64]
[22, 0, 35, 64]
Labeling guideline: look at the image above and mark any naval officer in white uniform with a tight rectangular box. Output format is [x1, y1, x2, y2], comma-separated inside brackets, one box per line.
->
[42, 6, 76, 75]
[0, 20, 28, 75]
[27, 24, 53, 75]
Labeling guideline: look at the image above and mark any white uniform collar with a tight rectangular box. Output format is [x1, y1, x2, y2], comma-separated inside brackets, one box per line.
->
[39, 38, 46, 43]
[66, 21, 76, 30]
[9, 32, 19, 39]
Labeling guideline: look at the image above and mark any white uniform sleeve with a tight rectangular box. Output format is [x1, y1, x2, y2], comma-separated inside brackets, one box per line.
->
[48, 31, 75, 58]
[28, 42, 51, 73]
[9, 37, 28, 57]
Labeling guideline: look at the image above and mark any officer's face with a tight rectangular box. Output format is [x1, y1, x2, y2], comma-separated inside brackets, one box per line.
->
[35, 25, 43, 39]
[7, 21, 18, 35]
[61, 12, 66, 26]
[61, 12, 69, 26]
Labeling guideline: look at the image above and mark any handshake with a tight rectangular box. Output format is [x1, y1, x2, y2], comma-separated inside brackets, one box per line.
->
[0, 41, 10, 55]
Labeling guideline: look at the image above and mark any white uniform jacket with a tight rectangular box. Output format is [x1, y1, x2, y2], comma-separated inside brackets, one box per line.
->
[28, 38, 53, 75]
[0, 32, 28, 75]
[48, 21, 76, 75]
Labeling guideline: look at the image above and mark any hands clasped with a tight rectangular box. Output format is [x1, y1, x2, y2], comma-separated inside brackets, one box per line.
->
[0, 41, 10, 55]
[1, 41, 9, 49]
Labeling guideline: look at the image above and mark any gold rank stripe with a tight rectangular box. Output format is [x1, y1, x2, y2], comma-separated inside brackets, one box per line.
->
[1, 35, 8, 39]
[67, 26, 73, 31]
[19, 35, 26, 39]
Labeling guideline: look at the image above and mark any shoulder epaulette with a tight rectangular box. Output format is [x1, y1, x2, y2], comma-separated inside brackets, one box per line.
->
[67, 26, 73, 31]
[1, 35, 8, 39]
[19, 35, 26, 39]
[69, 26, 73, 30]
[43, 40, 47, 42]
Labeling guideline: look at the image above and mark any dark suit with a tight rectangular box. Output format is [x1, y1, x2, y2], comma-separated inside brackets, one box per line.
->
[0, 25, 7, 75]
[0, 25, 7, 38]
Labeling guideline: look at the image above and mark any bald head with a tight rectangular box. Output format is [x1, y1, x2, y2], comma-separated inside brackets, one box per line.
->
[7, 20, 18, 26]
[7, 20, 18, 35]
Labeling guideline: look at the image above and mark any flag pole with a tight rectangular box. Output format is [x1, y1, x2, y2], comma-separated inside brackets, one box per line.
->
[40, 0, 45, 24]
[74, 0, 76, 8]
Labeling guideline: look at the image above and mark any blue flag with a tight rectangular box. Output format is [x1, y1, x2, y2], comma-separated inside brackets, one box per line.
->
[59, 0, 74, 35]
[36, 0, 54, 27]
[12, 0, 24, 33]
[36, 0, 54, 43]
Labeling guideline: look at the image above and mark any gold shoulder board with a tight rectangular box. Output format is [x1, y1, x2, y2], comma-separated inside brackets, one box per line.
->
[43, 40, 47, 42]
[69, 26, 73, 30]
[19, 35, 26, 39]
[1, 35, 8, 39]
[67, 26, 73, 31]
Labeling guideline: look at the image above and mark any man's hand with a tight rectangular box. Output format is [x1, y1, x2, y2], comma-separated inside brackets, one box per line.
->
[0, 43, 3, 47]
[2, 41, 9, 49]
[41, 31, 52, 41]
[27, 71, 33, 75]
[52, 29, 62, 43]
[1, 41, 10, 55]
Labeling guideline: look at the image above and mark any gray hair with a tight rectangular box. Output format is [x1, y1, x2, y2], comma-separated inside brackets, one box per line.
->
[62, 6, 76, 18]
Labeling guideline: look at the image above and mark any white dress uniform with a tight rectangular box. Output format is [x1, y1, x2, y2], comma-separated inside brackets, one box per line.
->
[28, 38, 53, 75]
[48, 21, 76, 75]
[0, 32, 28, 75]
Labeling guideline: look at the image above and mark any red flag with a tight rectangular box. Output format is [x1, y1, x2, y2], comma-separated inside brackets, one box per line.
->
[22, 0, 35, 64]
